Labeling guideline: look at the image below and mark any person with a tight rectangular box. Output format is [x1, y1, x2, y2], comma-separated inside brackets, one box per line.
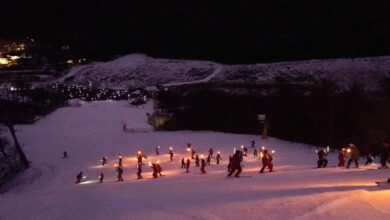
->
[118, 154, 123, 167]
[76, 172, 83, 184]
[156, 161, 163, 176]
[117, 166, 124, 181]
[338, 148, 346, 167]
[156, 146, 160, 155]
[99, 172, 104, 183]
[259, 149, 273, 173]
[63, 151, 68, 159]
[191, 149, 196, 159]
[379, 141, 390, 169]
[151, 162, 158, 178]
[200, 156, 206, 174]
[195, 155, 200, 167]
[186, 158, 191, 173]
[181, 157, 185, 168]
[365, 149, 374, 165]
[216, 152, 222, 164]
[317, 148, 328, 168]
[101, 157, 107, 166]
[346, 144, 359, 168]
[169, 148, 174, 161]
[251, 140, 255, 148]
[243, 146, 248, 157]
[137, 164, 143, 179]
[123, 122, 127, 132]
[208, 148, 214, 158]
[227, 156, 232, 172]
[253, 149, 258, 158]
[206, 154, 211, 165]
[228, 151, 242, 177]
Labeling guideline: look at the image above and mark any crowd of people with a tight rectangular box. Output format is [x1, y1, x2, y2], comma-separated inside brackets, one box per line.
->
[74, 139, 390, 184]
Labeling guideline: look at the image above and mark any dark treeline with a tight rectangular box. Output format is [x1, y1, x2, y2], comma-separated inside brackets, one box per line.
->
[1, 0, 390, 63]
[156, 79, 390, 154]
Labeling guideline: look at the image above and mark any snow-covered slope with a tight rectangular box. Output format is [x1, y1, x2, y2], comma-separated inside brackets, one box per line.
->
[1, 101, 389, 220]
[58, 54, 390, 90]
[59, 54, 221, 89]
[213, 56, 390, 90]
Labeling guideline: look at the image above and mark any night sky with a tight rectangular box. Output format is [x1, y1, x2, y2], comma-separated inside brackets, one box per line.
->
[1, 0, 390, 63]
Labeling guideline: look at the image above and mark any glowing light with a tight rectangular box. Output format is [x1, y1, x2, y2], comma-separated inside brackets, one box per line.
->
[347, 148, 351, 153]
[217, 151, 220, 154]
[66, 59, 74, 64]
[148, 161, 152, 166]
[137, 150, 141, 155]
[0, 58, 9, 65]
[241, 145, 244, 149]
[200, 154, 204, 159]
[157, 160, 160, 164]
[271, 150, 275, 154]
[187, 148, 190, 152]
[261, 146, 265, 150]
[169, 147, 173, 150]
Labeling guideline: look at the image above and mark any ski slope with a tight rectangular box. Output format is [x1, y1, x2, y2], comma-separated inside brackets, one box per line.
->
[1, 101, 390, 220]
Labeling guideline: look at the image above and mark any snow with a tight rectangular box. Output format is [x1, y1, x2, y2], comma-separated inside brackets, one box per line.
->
[1, 101, 390, 220]
[58, 54, 220, 89]
[54, 54, 390, 91]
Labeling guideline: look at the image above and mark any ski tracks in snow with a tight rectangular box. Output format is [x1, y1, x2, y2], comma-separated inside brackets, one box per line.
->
[163, 64, 223, 87]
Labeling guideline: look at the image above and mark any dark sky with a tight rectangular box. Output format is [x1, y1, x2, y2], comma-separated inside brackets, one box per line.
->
[1, 0, 390, 63]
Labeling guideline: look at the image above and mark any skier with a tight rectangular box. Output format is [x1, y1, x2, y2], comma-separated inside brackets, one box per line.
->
[191, 149, 196, 159]
[151, 162, 158, 178]
[216, 152, 222, 164]
[181, 157, 185, 168]
[243, 146, 248, 157]
[156, 161, 163, 176]
[346, 144, 360, 168]
[117, 166, 124, 181]
[317, 148, 328, 168]
[338, 148, 346, 167]
[228, 150, 242, 177]
[206, 154, 211, 165]
[156, 146, 160, 155]
[379, 141, 390, 169]
[253, 149, 258, 158]
[195, 155, 200, 167]
[186, 158, 191, 173]
[259, 149, 273, 173]
[365, 149, 374, 165]
[101, 157, 107, 166]
[137, 163, 143, 179]
[75, 172, 83, 184]
[200, 155, 206, 174]
[118, 154, 123, 167]
[123, 122, 127, 132]
[99, 172, 104, 183]
[251, 140, 255, 148]
[63, 151, 68, 159]
[169, 147, 174, 161]
[227, 156, 233, 172]
[208, 148, 214, 158]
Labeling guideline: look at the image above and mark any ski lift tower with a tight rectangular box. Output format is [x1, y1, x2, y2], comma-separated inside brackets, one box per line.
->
[258, 114, 268, 139]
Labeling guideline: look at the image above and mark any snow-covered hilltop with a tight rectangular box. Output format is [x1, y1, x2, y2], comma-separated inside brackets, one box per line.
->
[59, 54, 220, 89]
[58, 54, 390, 90]
[214, 56, 390, 90]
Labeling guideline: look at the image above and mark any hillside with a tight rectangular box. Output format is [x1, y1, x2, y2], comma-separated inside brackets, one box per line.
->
[0, 100, 389, 219]
[57, 54, 390, 90]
